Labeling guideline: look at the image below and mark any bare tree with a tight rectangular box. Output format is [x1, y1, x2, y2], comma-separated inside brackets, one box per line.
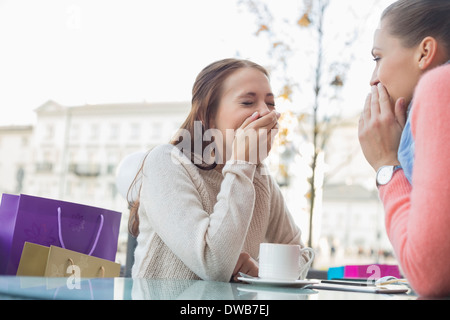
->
[239, 0, 377, 248]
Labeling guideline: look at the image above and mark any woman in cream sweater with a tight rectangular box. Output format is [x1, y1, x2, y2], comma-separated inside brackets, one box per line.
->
[130, 59, 312, 282]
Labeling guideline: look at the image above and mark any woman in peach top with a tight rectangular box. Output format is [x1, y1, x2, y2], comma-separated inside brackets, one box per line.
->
[358, 0, 450, 297]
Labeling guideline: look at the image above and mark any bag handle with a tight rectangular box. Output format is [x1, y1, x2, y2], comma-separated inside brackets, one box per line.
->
[57, 207, 104, 256]
[68, 258, 105, 278]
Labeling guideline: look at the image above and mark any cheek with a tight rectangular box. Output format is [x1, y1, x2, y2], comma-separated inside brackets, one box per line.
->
[379, 59, 418, 102]
[377, 61, 393, 85]
[212, 115, 237, 135]
[215, 109, 249, 131]
[378, 60, 402, 97]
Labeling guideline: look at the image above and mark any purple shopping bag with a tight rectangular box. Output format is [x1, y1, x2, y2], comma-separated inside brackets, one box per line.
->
[0, 194, 121, 275]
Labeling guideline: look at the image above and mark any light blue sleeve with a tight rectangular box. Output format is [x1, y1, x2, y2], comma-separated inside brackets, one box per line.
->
[398, 104, 415, 185]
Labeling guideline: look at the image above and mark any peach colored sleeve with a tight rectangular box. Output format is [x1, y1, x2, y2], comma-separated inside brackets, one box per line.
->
[379, 64, 450, 297]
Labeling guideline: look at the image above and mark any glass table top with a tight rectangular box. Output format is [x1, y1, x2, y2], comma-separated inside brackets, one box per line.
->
[0, 275, 416, 300]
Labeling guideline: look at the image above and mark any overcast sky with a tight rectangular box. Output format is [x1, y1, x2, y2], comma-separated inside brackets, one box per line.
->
[0, 0, 394, 125]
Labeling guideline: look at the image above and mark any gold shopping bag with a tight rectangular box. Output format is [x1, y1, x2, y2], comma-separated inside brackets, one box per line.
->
[17, 242, 121, 278]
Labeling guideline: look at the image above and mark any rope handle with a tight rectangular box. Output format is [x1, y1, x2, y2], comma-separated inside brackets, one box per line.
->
[68, 258, 75, 274]
[67, 258, 106, 278]
[57, 207, 104, 256]
[99, 266, 105, 278]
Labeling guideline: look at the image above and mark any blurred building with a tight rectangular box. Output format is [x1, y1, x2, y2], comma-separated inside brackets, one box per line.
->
[318, 116, 393, 266]
[0, 125, 33, 194]
[26, 100, 190, 209]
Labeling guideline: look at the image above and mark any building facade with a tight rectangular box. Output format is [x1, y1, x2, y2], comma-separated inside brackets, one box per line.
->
[26, 100, 190, 211]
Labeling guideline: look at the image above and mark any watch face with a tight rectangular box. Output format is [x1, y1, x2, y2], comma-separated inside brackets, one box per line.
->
[377, 166, 394, 185]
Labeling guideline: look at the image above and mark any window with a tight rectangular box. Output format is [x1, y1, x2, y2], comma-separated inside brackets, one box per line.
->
[45, 125, 54, 140]
[151, 122, 162, 140]
[70, 124, 80, 141]
[109, 124, 120, 140]
[90, 124, 100, 140]
[130, 123, 140, 139]
[21, 136, 28, 147]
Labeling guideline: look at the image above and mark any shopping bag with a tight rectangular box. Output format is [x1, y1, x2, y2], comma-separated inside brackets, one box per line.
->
[17, 242, 121, 278]
[0, 193, 121, 275]
[327, 264, 402, 280]
[343, 264, 402, 279]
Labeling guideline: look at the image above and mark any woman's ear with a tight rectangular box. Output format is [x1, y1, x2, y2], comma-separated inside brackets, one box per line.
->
[417, 36, 438, 70]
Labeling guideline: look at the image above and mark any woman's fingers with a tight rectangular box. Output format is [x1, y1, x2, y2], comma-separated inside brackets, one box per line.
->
[358, 83, 403, 171]
[394, 97, 407, 129]
[364, 84, 396, 124]
[256, 110, 280, 130]
[231, 252, 259, 282]
[241, 110, 280, 131]
[377, 83, 393, 116]
[361, 93, 372, 125]
[377, 83, 406, 130]
[232, 110, 280, 164]
[239, 111, 260, 130]
[370, 85, 380, 117]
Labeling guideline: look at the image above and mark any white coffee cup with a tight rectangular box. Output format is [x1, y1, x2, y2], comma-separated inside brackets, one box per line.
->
[258, 243, 315, 281]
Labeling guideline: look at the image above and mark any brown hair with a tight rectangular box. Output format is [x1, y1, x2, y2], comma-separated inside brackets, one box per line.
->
[381, 0, 450, 57]
[128, 58, 269, 237]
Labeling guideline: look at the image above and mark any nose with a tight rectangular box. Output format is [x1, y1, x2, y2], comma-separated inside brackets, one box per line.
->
[370, 68, 380, 87]
[257, 101, 271, 116]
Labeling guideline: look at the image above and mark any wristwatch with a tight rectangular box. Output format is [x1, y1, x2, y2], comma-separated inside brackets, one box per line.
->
[376, 165, 402, 187]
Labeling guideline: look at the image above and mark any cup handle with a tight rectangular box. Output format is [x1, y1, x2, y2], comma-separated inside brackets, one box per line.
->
[298, 247, 315, 279]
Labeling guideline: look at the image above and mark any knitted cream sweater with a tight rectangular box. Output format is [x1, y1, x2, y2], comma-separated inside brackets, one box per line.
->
[132, 144, 307, 281]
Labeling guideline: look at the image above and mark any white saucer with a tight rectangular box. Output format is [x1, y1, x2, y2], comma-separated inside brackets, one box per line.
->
[237, 277, 319, 288]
